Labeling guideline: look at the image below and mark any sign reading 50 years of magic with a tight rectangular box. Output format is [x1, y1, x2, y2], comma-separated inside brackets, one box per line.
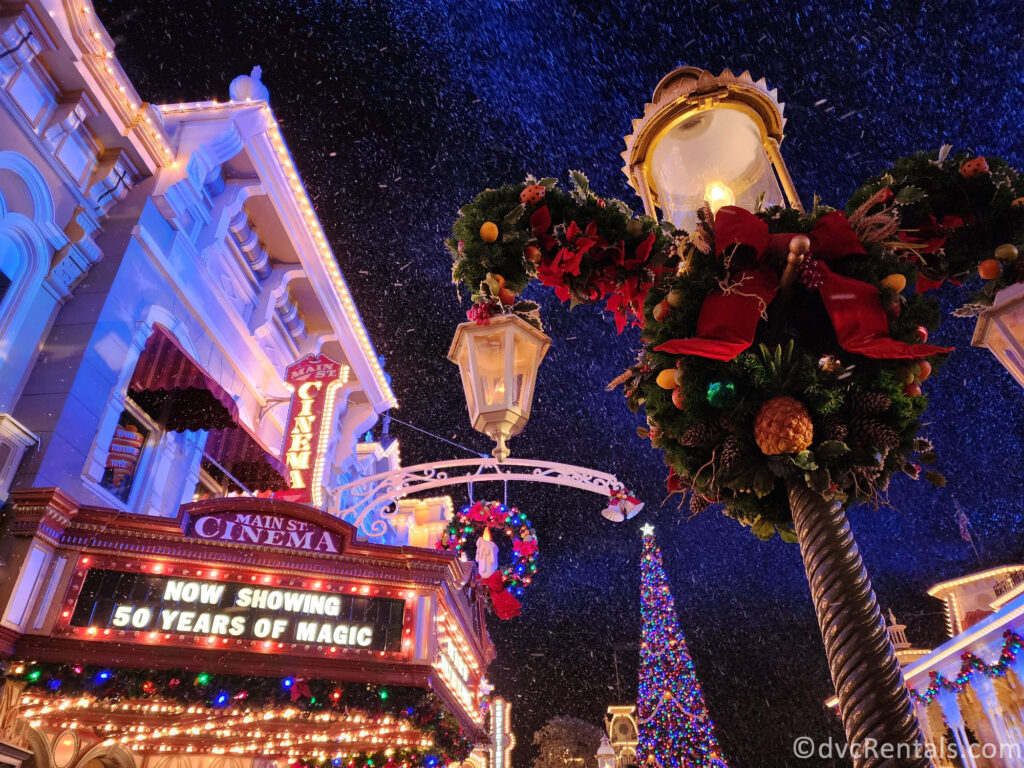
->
[69, 569, 405, 652]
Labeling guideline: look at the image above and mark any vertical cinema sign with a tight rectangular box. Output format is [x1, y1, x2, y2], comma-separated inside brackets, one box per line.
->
[280, 353, 348, 506]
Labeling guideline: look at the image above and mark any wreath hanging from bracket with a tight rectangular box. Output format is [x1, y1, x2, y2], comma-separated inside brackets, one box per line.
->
[436, 500, 539, 620]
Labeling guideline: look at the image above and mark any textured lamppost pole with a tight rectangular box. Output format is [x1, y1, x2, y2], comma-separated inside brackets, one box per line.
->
[622, 67, 927, 766]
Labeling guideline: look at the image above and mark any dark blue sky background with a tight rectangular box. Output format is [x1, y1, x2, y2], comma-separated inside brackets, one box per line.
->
[97, 1, 1024, 765]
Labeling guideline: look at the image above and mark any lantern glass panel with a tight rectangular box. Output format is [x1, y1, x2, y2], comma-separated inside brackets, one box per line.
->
[512, 332, 537, 408]
[651, 108, 784, 231]
[471, 329, 507, 407]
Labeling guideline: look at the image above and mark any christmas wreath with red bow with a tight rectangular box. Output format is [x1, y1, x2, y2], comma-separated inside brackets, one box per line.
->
[448, 152, 1024, 540]
[436, 501, 538, 620]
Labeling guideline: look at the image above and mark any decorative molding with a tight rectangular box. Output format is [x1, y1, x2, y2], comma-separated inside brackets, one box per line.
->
[331, 457, 627, 540]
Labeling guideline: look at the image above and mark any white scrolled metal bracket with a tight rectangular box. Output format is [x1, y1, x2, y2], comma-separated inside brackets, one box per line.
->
[328, 457, 644, 539]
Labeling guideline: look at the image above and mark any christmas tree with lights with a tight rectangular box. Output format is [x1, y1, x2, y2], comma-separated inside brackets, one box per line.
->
[637, 524, 727, 768]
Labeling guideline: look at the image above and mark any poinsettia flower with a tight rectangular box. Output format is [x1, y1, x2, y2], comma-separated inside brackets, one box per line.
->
[536, 255, 566, 287]
[530, 205, 551, 236]
[558, 245, 586, 276]
[897, 213, 966, 254]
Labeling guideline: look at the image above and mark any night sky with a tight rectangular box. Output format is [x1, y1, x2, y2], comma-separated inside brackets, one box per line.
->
[95, 2, 1024, 765]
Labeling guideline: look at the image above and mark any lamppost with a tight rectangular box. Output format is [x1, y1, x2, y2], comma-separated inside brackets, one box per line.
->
[622, 67, 927, 767]
[596, 735, 616, 768]
[448, 314, 551, 461]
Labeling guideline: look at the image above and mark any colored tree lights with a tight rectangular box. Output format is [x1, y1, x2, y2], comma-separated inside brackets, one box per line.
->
[637, 528, 726, 768]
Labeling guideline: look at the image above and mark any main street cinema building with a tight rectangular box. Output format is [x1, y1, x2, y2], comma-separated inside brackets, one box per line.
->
[0, 2, 512, 768]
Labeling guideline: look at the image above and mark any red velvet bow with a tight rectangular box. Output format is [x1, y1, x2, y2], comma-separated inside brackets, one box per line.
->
[482, 572, 521, 620]
[655, 206, 953, 361]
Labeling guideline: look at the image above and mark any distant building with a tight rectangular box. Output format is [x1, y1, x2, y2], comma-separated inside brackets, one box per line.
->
[604, 705, 639, 768]
[827, 566, 1024, 767]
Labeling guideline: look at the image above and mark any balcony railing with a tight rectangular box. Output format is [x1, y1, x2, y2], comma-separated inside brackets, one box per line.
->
[993, 570, 1024, 597]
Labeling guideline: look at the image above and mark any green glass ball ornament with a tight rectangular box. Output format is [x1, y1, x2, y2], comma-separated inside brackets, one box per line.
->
[706, 380, 738, 409]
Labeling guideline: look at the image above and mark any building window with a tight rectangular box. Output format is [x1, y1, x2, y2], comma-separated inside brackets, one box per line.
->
[100, 408, 150, 503]
[191, 459, 246, 502]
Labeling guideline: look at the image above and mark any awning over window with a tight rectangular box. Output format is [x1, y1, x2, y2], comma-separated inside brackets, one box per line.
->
[128, 324, 239, 432]
[205, 427, 289, 492]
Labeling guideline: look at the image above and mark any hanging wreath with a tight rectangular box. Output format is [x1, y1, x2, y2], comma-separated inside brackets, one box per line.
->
[436, 501, 538, 620]
[447, 152, 1024, 541]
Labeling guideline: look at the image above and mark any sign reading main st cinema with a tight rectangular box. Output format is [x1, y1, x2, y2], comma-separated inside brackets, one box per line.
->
[69, 569, 404, 651]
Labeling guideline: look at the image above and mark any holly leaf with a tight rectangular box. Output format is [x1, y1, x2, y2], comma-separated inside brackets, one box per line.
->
[815, 440, 850, 463]
[919, 450, 938, 464]
[569, 170, 591, 203]
[925, 470, 947, 487]
[750, 517, 776, 540]
[753, 469, 775, 499]
[607, 198, 634, 217]
[805, 468, 832, 493]
[767, 455, 799, 479]
[503, 204, 526, 228]
[777, 525, 799, 544]
[512, 300, 540, 313]
[792, 450, 818, 471]
[538, 177, 557, 189]
[895, 186, 926, 205]
[937, 144, 953, 164]
[637, 426, 650, 439]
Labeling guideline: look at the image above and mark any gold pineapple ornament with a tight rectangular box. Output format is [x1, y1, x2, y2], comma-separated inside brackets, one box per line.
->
[754, 396, 814, 455]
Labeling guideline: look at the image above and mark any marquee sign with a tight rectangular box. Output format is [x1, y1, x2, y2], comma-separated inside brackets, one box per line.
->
[278, 353, 349, 506]
[187, 510, 342, 554]
[64, 567, 406, 653]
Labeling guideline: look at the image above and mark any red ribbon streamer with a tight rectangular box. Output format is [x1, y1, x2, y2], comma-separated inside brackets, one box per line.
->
[655, 206, 953, 362]
[483, 572, 522, 620]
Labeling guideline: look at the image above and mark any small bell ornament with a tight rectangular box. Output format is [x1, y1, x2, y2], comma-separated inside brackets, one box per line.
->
[475, 526, 499, 579]
[601, 490, 644, 522]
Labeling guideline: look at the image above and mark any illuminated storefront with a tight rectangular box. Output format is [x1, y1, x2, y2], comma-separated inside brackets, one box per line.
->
[0, 1, 507, 767]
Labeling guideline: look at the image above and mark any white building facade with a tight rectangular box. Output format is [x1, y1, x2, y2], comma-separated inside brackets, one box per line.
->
[0, 2, 509, 768]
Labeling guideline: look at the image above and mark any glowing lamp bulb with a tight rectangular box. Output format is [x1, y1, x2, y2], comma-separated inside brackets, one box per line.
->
[705, 182, 735, 214]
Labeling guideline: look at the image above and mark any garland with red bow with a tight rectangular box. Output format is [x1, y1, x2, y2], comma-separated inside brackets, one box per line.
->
[448, 153, 1024, 539]
[436, 501, 539, 620]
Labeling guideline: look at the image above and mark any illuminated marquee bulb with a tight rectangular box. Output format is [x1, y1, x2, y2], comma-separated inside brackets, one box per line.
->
[705, 182, 735, 214]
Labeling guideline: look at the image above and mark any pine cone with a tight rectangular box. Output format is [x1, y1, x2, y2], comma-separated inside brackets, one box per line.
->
[849, 416, 900, 451]
[679, 423, 722, 448]
[823, 416, 849, 442]
[849, 391, 892, 416]
[688, 492, 711, 516]
[754, 396, 814, 455]
[719, 436, 742, 471]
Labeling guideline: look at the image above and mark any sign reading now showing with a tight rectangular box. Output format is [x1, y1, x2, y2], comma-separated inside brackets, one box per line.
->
[69, 569, 404, 651]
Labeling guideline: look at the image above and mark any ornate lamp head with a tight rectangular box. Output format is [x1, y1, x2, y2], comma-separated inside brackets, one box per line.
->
[448, 315, 550, 462]
[622, 67, 802, 231]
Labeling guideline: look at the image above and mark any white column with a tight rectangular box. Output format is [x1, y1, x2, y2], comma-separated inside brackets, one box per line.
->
[975, 676, 1024, 767]
[938, 691, 978, 768]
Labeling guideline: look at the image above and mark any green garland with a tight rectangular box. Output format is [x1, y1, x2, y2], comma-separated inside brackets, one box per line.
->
[448, 153, 1024, 541]
[10, 662, 473, 767]
[846, 148, 1024, 308]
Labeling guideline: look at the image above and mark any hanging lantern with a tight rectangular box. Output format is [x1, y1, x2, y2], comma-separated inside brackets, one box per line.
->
[621, 67, 802, 232]
[448, 315, 550, 462]
[972, 284, 1024, 388]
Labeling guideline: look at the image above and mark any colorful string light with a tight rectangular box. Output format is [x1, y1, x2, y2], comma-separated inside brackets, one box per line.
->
[909, 630, 1024, 705]
[10, 663, 472, 767]
[637, 529, 727, 768]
